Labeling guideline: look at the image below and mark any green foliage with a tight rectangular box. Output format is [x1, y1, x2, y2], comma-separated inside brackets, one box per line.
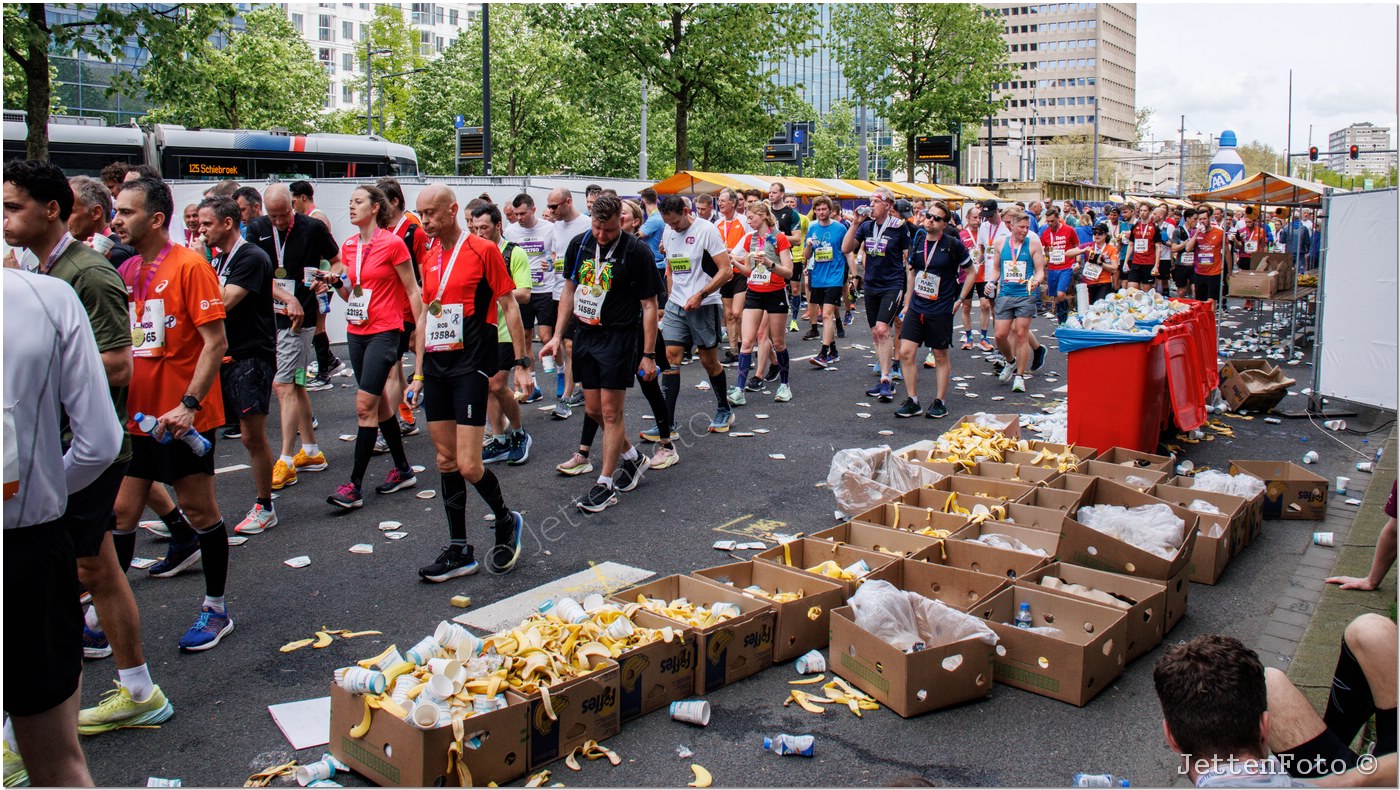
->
[140, 6, 328, 131]
[807, 100, 860, 180]
[832, 3, 1014, 178]
[356, 5, 426, 141]
[2, 52, 64, 116]
[1041, 133, 1118, 184]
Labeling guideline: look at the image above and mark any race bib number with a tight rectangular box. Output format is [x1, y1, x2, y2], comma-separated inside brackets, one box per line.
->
[1049, 249, 1065, 265]
[573, 285, 606, 326]
[1197, 253, 1214, 267]
[1244, 240, 1258, 254]
[272, 277, 296, 315]
[521, 239, 546, 256]
[1003, 260, 1027, 283]
[864, 237, 889, 256]
[814, 244, 833, 262]
[345, 288, 372, 325]
[1180, 252, 1194, 266]
[424, 303, 464, 352]
[554, 256, 566, 273]
[914, 271, 941, 300]
[1134, 238, 1148, 253]
[1082, 262, 1103, 282]
[748, 265, 772, 286]
[668, 255, 692, 273]
[531, 266, 546, 285]
[130, 299, 167, 358]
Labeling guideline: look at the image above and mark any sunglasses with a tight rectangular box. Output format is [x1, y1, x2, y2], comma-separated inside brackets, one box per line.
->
[927, 214, 948, 222]
[547, 203, 562, 211]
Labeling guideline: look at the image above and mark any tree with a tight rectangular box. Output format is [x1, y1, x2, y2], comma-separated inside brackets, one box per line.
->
[2, 3, 232, 159]
[1040, 133, 1118, 184]
[356, 5, 425, 141]
[2, 56, 64, 117]
[1236, 139, 1282, 176]
[1133, 106, 1154, 145]
[532, 3, 814, 171]
[832, 3, 1014, 179]
[139, 7, 328, 132]
[807, 100, 861, 179]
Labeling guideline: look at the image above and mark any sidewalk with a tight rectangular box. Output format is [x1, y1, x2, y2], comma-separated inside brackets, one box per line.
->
[1267, 428, 1397, 712]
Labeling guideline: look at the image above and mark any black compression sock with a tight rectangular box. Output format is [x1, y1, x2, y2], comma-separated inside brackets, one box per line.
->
[580, 414, 600, 449]
[352, 426, 377, 489]
[710, 371, 729, 408]
[661, 371, 681, 431]
[378, 418, 409, 471]
[442, 471, 468, 545]
[639, 375, 671, 440]
[194, 520, 229, 598]
[1324, 637, 1376, 747]
[313, 331, 332, 372]
[113, 530, 136, 573]
[470, 468, 510, 523]
[161, 506, 196, 544]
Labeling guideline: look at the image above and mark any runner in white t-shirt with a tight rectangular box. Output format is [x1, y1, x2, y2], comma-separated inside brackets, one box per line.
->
[502, 194, 553, 404]
[546, 187, 593, 414]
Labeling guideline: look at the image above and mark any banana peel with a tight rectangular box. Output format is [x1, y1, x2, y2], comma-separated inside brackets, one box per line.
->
[312, 631, 334, 649]
[688, 764, 713, 788]
[525, 770, 551, 788]
[785, 689, 826, 714]
[789, 674, 826, 685]
[280, 638, 314, 653]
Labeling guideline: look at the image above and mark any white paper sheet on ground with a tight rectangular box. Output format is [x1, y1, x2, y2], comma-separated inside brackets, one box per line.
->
[214, 463, 249, 475]
[227, 536, 249, 546]
[769, 453, 788, 460]
[338, 434, 354, 441]
[755, 414, 770, 419]
[753, 428, 771, 434]
[1053, 385, 1069, 393]
[268, 696, 331, 750]
[729, 432, 755, 438]
[454, 561, 654, 632]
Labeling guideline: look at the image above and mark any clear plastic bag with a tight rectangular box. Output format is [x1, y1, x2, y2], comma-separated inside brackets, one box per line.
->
[1076, 503, 1186, 560]
[849, 580, 998, 652]
[1189, 469, 1266, 499]
[828, 446, 941, 516]
[1187, 499, 1222, 515]
[967, 532, 1048, 557]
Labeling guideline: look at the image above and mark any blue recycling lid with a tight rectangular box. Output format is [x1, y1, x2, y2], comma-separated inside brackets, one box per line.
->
[1219, 130, 1238, 148]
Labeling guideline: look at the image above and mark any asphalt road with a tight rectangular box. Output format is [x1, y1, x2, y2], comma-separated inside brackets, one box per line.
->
[76, 298, 1394, 788]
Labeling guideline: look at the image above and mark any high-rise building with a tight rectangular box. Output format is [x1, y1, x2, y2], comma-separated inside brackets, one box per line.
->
[982, 2, 1137, 146]
[1327, 122, 1395, 176]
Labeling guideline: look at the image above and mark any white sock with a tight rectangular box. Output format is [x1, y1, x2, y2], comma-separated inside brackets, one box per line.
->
[85, 605, 102, 632]
[597, 475, 613, 489]
[622, 446, 639, 462]
[303, 444, 320, 456]
[280, 455, 295, 466]
[118, 664, 155, 703]
[203, 595, 226, 613]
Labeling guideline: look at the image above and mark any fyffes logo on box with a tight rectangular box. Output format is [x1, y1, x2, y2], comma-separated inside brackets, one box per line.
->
[706, 630, 735, 664]
[1301, 487, 1325, 502]
[620, 656, 649, 691]
[532, 695, 570, 734]
[743, 623, 774, 651]
[579, 686, 617, 716]
[659, 650, 694, 675]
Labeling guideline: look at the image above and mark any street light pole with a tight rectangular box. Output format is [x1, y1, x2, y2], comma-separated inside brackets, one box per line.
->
[365, 46, 390, 137]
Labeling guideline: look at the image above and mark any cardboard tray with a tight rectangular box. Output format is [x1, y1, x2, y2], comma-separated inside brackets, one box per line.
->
[863, 558, 1011, 613]
[518, 657, 621, 772]
[1229, 459, 1327, 520]
[611, 622, 698, 724]
[955, 520, 1060, 562]
[1186, 514, 1233, 586]
[810, 521, 952, 561]
[691, 560, 846, 663]
[1020, 562, 1167, 663]
[921, 536, 1051, 582]
[1075, 461, 1168, 492]
[1151, 483, 1249, 566]
[850, 501, 971, 537]
[964, 460, 1064, 485]
[1167, 473, 1264, 550]
[1058, 478, 1200, 582]
[950, 412, 1023, 440]
[753, 538, 902, 598]
[1094, 447, 1174, 474]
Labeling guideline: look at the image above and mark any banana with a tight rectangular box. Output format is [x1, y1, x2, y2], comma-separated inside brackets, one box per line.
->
[312, 631, 334, 649]
[349, 697, 373, 738]
[789, 674, 826, 685]
[785, 690, 826, 714]
[357, 645, 400, 669]
[341, 630, 383, 638]
[564, 749, 582, 772]
[688, 764, 713, 788]
[524, 770, 551, 788]
[280, 638, 314, 653]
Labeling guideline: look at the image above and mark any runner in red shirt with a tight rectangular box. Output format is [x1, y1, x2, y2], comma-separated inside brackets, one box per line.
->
[323, 184, 423, 509]
[1184, 211, 1227, 304]
[376, 178, 430, 435]
[731, 202, 796, 404]
[1125, 202, 1164, 291]
[1038, 205, 1085, 323]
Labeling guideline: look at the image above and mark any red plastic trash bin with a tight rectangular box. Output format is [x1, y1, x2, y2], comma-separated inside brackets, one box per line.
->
[1162, 324, 1207, 432]
[1067, 334, 1166, 454]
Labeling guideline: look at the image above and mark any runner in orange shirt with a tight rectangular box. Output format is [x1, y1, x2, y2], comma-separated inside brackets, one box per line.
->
[1184, 211, 1227, 304]
[377, 178, 430, 437]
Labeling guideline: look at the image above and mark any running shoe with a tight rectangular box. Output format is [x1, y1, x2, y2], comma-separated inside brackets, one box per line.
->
[312, 415, 320, 430]
[764, 364, 780, 382]
[523, 386, 543, 404]
[506, 431, 532, 466]
[148, 539, 201, 578]
[234, 503, 277, 535]
[959, 331, 972, 350]
[79, 583, 92, 606]
[483, 438, 511, 465]
[865, 381, 886, 398]
[774, 383, 793, 403]
[801, 326, 820, 341]
[925, 399, 949, 419]
[556, 453, 593, 476]
[722, 350, 738, 365]
[895, 398, 921, 418]
[977, 339, 995, 352]
[708, 406, 734, 433]
[220, 425, 241, 440]
[140, 519, 172, 539]
[836, 323, 845, 339]
[744, 377, 765, 393]
[810, 353, 829, 369]
[78, 683, 174, 735]
[373, 434, 389, 454]
[726, 386, 747, 406]
[615, 453, 651, 493]
[323, 357, 347, 378]
[83, 625, 112, 659]
[923, 352, 937, 369]
[843, 309, 854, 326]
[576, 483, 619, 513]
[551, 401, 572, 420]
[877, 379, 896, 403]
[890, 361, 903, 381]
[3, 741, 27, 787]
[419, 545, 479, 582]
[327, 482, 363, 509]
[639, 424, 679, 443]
[1012, 375, 1026, 393]
[650, 445, 680, 470]
[788, 319, 799, 332]
[488, 512, 524, 574]
[555, 376, 565, 400]
[293, 449, 329, 472]
[305, 375, 333, 392]
[270, 460, 297, 490]
[178, 606, 233, 652]
[999, 363, 1016, 383]
[375, 467, 417, 495]
[398, 418, 419, 437]
[564, 391, 586, 408]
[827, 349, 840, 364]
[1032, 344, 1047, 372]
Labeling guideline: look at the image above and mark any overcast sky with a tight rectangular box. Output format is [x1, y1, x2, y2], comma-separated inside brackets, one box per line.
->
[1137, 3, 1398, 154]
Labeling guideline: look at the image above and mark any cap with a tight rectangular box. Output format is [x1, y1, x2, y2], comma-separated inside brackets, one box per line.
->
[892, 198, 913, 219]
[1092, 223, 1110, 235]
[980, 198, 999, 213]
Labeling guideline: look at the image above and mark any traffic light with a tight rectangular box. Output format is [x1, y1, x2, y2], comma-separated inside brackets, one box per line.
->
[1308, 146, 1318, 162]
[1349, 145, 1360, 160]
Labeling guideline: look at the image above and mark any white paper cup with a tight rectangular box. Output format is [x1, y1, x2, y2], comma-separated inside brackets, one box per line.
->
[1324, 419, 1347, 431]
[541, 355, 556, 373]
[336, 667, 387, 695]
[295, 759, 335, 786]
[1357, 462, 1375, 472]
[420, 673, 455, 706]
[582, 593, 606, 612]
[1303, 451, 1319, 464]
[1335, 476, 1350, 494]
[390, 675, 417, 706]
[669, 699, 711, 727]
[88, 233, 115, 255]
[410, 701, 443, 729]
[1313, 532, 1335, 547]
[604, 616, 635, 640]
[710, 602, 741, 620]
[454, 633, 483, 661]
[435, 621, 470, 650]
[406, 636, 441, 666]
[554, 597, 588, 624]
[795, 649, 827, 674]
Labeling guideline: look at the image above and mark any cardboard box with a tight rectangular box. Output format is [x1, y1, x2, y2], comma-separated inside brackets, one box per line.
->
[1185, 514, 1233, 586]
[691, 561, 845, 663]
[1151, 483, 1249, 563]
[1058, 478, 1200, 582]
[851, 501, 971, 537]
[1021, 562, 1167, 663]
[829, 604, 996, 718]
[811, 521, 953, 561]
[1094, 447, 1174, 474]
[753, 539, 900, 598]
[1218, 359, 1295, 412]
[950, 412, 1022, 440]
[1076, 460, 1168, 492]
[1229, 460, 1328, 520]
[925, 535, 1051, 581]
[1229, 270, 1277, 298]
[329, 683, 528, 787]
[611, 620, 697, 724]
[1167, 474, 1264, 552]
[964, 460, 1063, 486]
[1162, 565, 1191, 633]
[974, 586, 1128, 706]
[1005, 440, 1099, 465]
[868, 557, 1011, 612]
[955, 520, 1060, 561]
[924, 475, 1035, 505]
[1254, 252, 1295, 290]
[894, 486, 1004, 523]
[520, 658, 620, 772]
[1016, 485, 1084, 514]
[611, 575, 775, 696]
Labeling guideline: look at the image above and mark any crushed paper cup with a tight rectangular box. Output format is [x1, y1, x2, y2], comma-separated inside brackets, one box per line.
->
[729, 431, 755, 438]
[769, 454, 788, 460]
[1335, 476, 1350, 494]
[378, 520, 402, 531]
[753, 428, 771, 434]
[670, 699, 711, 727]
[581, 593, 607, 612]
[1345, 498, 1363, 505]
[130, 557, 158, 569]
[349, 544, 374, 554]
[411, 464, 426, 473]
[227, 536, 249, 546]
[336, 667, 387, 695]
[416, 490, 436, 499]
[406, 636, 441, 666]
[384, 532, 408, 540]
[284, 556, 312, 568]
[795, 649, 826, 674]
[1312, 532, 1335, 547]
[1303, 451, 1319, 464]
[434, 620, 472, 651]
[338, 434, 355, 441]
[147, 779, 182, 787]
[755, 414, 770, 419]
[713, 540, 738, 551]
[738, 542, 767, 550]
[296, 759, 335, 787]
[878, 430, 895, 436]
[604, 616, 635, 640]
[856, 413, 871, 419]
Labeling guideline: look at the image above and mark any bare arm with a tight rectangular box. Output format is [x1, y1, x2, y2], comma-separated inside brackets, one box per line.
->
[221, 283, 250, 311]
[101, 349, 132, 388]
[158, 319, 227, 437]
[499, 297, 533, 394]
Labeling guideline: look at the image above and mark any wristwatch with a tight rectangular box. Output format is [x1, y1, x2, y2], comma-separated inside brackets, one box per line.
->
[641, 352, 657, 360]
[514, 356, 533, 369]
[180, 394, 202, 411]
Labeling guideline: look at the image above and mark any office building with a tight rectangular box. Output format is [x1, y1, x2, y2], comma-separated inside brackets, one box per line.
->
[1327, 122, 1395, 176]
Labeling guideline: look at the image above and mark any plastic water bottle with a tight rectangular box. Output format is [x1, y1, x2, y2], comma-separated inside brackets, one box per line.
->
[1014, 602, 1034, 629]
[317, 259, 332, 315]
[1208, 131, 1246, 191]
[1072, 773, 1130, 787]
[132, 412, 211, 457]
[764, 734, 815, 757]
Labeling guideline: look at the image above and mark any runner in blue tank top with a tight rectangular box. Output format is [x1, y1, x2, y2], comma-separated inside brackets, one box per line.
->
[986, 206, 1046, 394]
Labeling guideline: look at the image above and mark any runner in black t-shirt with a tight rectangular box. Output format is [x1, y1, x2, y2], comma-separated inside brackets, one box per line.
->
[200, 196, 278, 536]
[540, 195, 660, 514]
[246, 184, 340, 492]
[897, 202, 972, 419]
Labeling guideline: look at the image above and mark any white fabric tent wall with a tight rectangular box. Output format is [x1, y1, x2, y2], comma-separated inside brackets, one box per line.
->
[1315, 188, 1399, 411]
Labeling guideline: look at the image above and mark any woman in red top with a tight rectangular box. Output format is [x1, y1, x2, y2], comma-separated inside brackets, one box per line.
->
[324, 185, 423, 509]
[732, 202, 795, 403]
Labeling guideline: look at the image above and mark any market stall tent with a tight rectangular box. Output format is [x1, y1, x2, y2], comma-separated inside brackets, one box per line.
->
[1189, 171, 1345, 208]
[650, 171, 753, 195]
